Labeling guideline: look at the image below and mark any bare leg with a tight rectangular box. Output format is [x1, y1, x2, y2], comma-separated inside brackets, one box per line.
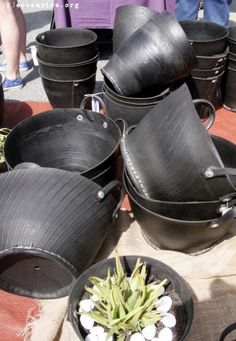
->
[0, 0, 26, 79]
[15, 5, 27, 62]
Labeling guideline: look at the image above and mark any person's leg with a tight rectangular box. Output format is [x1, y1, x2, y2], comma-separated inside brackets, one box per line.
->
[0, 0, 21, 80]
[15, 5, 27, 63]
[204, 0, 231, 26]
[175, 0, 200, 21]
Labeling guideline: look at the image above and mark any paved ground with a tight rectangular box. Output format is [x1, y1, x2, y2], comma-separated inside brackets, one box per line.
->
[2, 0, 236, 102]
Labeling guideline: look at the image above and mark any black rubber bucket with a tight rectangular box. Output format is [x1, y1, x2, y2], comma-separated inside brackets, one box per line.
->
[124, 133, 236, 221]
[228, 26, 236, 42]
[68, 256, 194, 340]
[124, 171, 236, 253]
[113, 4, 159, 52]
[228, 52, 236, 69]
[195, 48, 228, 70]
[121, 83, 236, 202]
[36, 28, 98, 64]
[4, 98, 122, 185]
[0, 164, 123, 298]
[228, 26, 236, 54]
[103, 81, 170, 126]
[102, 17, 195, 96]
[124, 170, 236, 222]
[40, 72, 96, 108]
[186, 70, 225, 109]
[180, 20, 228, 56]
[222, 66, 236, 112]
[103, 91, 156, 127]
[191, 65, 225, 78]
[228, 40, 236, 54]
[103, 79, 170, 105]
[38, 54, 98, 81]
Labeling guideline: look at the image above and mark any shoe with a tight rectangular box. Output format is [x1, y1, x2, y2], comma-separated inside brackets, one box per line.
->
[2, 76, 24, 91]
[0, 60, 30, 72]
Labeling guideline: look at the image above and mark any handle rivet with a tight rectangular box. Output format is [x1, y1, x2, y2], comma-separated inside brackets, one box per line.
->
[103, 122, 108, 128]
[205, 168, 214, 178]
[209, 222, 219, 229]
[97, 191, 105, 199]
[77, 114, 83, 121]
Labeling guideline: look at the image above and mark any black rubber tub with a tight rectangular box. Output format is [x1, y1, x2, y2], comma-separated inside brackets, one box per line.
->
[191, 64, 225, 78]
[195, 48, 228, 69]
[124, 170, 236, 253]
[37, 54, 98, 81]
[68, 256, 194, 340]
[36, 28, 98, 64]
[40, 72, 96, 108]
[4, 100, 122, 185]
[103, 90, 156, 127]
[228, 26, 236, 42]
[228, 40, 236, 54]
[121, 83, 236, 202]
[180, 20, 228, 56]
[222, 66, 236, 112]
[186, 70, 225, 109]
[124, 131, 236, 219]
[102, 17, 195, 96]
[113, 4, 159, 52]
[0, 164, 123, 298]
[103, 78, 170, 105]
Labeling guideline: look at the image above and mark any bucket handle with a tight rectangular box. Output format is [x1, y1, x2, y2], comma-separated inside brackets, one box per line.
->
[193, 99, 215, 130]
[96, 180, 125, 221]
[202, 166, 236, 179]
[219, 323, 236, 340]
[80, 94, 108, 116]
[208, 205, 236, 229]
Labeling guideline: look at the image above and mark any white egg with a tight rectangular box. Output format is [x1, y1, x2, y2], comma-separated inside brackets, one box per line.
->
[158, 328, 173, 341]
[91, 294, 99, 302]
[160, 313, 176, 328]
[156, 296, 172, 313]
[97, 332, 113, 341]
[141, 325, 157, 340]
[85, 333, 98, 341]
[80, 314, 95, 330]
[151, 338, 160, 341]
[79, 299, 94, 312]
[151, 285, 165, 296]
[130, 332, 145, 341]
[90, 326, 105, 335]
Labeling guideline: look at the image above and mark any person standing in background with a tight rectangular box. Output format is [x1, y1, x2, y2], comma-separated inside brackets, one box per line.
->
[0, 0, 29, 90]
[175, 0, 233, 27]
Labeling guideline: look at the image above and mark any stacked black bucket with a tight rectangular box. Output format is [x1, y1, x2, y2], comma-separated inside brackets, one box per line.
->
[180, 20, 229, 109]
[121, 83, 236, 254]
[36, 28, 99, 108]
[222, 27, 236, 111]
[102, 6, 197, 126]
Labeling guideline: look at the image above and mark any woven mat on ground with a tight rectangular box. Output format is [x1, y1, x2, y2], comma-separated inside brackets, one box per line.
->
[29, 210, 236, 341]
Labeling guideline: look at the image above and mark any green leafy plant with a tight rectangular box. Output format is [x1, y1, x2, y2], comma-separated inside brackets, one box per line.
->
[81, 256, 167, 341]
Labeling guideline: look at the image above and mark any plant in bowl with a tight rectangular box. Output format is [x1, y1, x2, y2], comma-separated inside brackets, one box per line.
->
[68, 256, 193, 341]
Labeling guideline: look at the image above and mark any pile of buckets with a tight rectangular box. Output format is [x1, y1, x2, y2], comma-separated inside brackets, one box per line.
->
[223, 27, 236, 111]
[36, 28, 99, 108]
[102, 6, 197, 126]
[122, 83, 236, 254]
[180, 20, 228, 109]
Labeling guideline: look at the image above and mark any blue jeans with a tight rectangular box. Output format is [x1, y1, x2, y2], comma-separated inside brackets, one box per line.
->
[175, 0, 232, 27]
